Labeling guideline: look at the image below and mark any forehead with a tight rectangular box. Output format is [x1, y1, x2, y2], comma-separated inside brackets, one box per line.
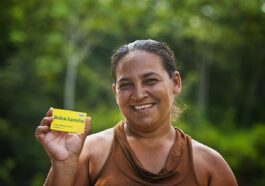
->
[115, 50, 166, 78]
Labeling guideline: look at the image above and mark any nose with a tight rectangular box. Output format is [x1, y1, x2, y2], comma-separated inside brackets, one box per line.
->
[131, 84, 147, 101]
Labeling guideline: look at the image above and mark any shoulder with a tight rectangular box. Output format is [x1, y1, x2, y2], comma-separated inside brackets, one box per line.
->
[192, 139, 221, 167]
[192, 139, 238, 186]
[84, 127, 114, 156]
[76, 128, 115, 184]
[83, 128, 114, 164]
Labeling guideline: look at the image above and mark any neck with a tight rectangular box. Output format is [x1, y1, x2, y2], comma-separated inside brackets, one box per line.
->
[124, 121, 175, 140]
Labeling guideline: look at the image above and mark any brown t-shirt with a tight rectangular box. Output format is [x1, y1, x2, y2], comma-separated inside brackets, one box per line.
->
[92, 121, 200, 186]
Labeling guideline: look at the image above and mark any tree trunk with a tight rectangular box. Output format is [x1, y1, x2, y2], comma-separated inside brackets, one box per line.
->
[198, 46, 209, 116]
[64, 56, 78, 110]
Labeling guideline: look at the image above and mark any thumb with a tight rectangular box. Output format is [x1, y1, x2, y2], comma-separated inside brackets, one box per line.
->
[81, 117, 91, 139]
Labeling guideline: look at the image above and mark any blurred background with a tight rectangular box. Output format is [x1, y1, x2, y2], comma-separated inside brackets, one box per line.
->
[0, 0, 264, 185]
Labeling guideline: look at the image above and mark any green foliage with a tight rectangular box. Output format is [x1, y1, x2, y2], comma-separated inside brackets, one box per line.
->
[0, 0, 264, 185]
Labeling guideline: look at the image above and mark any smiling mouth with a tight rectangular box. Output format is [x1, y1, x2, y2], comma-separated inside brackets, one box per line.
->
[132, 104, 153, 110]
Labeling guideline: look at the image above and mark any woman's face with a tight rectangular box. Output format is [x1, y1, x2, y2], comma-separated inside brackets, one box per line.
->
[112, 50, 181, 131]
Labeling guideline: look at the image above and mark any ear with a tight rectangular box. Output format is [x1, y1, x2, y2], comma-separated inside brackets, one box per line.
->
[172, 71, 182, 95]
[112, 83, 117, 97]
[112, 83, 119, 104]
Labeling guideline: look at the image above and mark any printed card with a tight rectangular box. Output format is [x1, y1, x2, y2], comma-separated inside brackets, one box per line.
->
[50, 108, 87, 133]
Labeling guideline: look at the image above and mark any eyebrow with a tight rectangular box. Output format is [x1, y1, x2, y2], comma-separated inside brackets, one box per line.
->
[117, 72, 160, 84]
[142, 72, 160, 78]
[117, 77, 130, 84]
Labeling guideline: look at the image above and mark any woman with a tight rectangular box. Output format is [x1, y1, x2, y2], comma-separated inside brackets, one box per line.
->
[35, 39, 237, 186]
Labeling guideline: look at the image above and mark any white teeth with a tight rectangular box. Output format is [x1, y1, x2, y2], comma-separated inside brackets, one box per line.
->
[134, 104, 152, 110]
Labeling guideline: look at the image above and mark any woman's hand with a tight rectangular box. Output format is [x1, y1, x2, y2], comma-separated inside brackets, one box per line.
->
[35, 108, 91, 162]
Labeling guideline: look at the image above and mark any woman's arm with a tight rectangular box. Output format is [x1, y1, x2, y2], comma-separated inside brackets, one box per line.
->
[207, 151, 238, 186]
[192, 140, 238, 186]
[35, 108, 91, 186]
[44, 157, 78, 186]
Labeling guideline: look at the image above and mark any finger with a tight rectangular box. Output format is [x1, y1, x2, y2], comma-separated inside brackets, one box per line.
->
[46, 107, 53, 117]
[40, 116, 53, 126]
[35, 125, 50, 141]
[35, 125, 50, 135]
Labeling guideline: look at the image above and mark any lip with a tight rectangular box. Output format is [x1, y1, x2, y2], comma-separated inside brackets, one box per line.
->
[131, 103, 155, 111]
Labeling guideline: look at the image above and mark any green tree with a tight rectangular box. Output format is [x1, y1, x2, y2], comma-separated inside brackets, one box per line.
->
[0, 0, 264, 185]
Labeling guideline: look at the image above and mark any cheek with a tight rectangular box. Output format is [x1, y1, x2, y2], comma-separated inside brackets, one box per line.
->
[152, 83, 172, 96]
[154, 86, 174, 104]
[116, 92, 129, 106]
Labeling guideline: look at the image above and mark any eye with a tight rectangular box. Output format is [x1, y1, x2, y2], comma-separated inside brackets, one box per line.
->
[119, 83, 132, 89]
[144, 78, 158, 85]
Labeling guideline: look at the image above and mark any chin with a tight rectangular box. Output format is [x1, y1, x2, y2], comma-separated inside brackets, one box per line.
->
[128, 118, 158, 130]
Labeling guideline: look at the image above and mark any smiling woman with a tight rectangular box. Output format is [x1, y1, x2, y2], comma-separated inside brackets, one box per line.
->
[112, 49, 180, 133]
[35, 39, 238, 186]
[112, 40, 183, 123]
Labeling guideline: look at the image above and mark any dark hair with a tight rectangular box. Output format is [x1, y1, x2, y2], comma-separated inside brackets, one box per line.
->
[111, 39, 177, 82]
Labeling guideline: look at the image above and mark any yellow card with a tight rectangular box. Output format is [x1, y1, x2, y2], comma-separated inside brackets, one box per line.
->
[51, 108, 87, 133]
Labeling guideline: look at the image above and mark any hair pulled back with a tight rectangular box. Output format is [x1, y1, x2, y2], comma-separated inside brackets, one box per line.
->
[111, 39, 177, 82]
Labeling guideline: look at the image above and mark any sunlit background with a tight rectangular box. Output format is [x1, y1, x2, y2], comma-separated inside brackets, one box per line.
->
[0, 0, 265, 185]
